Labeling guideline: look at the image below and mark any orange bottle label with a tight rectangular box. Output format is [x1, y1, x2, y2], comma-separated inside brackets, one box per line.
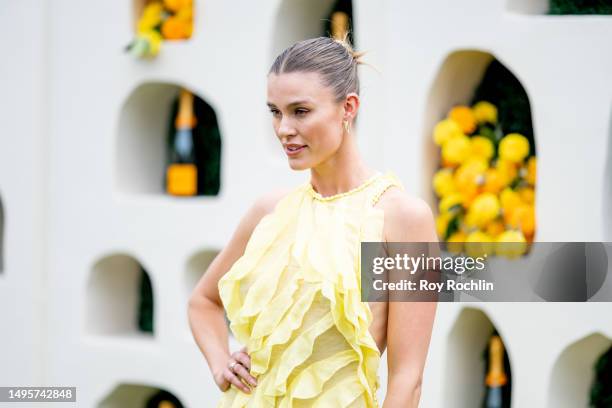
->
[167, 164, 197, 196]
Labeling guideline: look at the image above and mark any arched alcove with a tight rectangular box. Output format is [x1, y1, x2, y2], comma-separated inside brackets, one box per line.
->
[604, 105, 612, 240]
[86, 253, 155, 337]
[98, 383, 185, 408]
[444, 307, 513, 407]
[0, 194, 4, 273]
[424, 50, 537, 245]
[115, 82, 222, 197]
[547, 332, 612, 408]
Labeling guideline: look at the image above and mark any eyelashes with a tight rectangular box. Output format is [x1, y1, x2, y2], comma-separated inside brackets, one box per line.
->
[268, 109, 310, 118]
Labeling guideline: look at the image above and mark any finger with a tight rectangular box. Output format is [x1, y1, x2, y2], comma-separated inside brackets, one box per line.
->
[224, 368, 251, 393]
[233, 363, 258, 387]
[232, 352, 252, 371]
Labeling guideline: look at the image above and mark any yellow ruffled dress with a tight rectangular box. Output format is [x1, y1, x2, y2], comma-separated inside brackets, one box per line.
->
[217, 171, 404, 408]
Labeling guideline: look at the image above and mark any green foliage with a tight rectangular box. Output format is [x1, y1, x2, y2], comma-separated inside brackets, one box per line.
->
[471, 60, 536, 157]
[549, 0, 612, 15]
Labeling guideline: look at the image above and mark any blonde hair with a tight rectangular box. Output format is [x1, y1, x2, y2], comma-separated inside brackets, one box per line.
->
[268, 34, 369, 102]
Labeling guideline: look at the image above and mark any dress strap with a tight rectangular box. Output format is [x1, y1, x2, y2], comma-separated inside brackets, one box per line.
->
[368, 171, 405, 207]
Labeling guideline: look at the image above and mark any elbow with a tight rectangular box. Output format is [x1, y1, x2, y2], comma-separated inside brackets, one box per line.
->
[387, 373, 423, 407]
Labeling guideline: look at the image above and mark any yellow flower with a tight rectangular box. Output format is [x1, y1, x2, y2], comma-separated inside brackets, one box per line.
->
[442, 134, 471, 165]
[465, 231, 495, 258]
[483, 168, 507, 195]
[436, 212, 453, 238]
[454, 158, 487, 194]
[466, 192, 500, 228]
[447, 231, 467, 254]
[500, 187, 522, 224]
[433, 169, 456, 198]
[507, 203, 536, 237]
[518, 187, 535, 205]
[139, 29, 163, 57]
[470, 136, 494, 161]
[499, 133, 530, 163]
[164, 0, 191, 13]
[433, 119, 463, 146]
[449, 105, 477, 134]
[472, 101, 498, 124]
[439, 192, 464, 214]
[162, 16, 191, 39]
[495, 230, 527, 259]
[138, 2, 163, 32]
[486, 220, 505, 238]
[526, 156, 537, 186]
[495, 158, 519, 186]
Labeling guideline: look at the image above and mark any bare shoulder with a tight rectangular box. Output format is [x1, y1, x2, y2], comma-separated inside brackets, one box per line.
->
[375, 186, 438, 242]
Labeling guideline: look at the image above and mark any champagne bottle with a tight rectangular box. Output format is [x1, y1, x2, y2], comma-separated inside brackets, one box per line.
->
[482, 334, 510, 408]
[324, 0, 354, 45]
[166, 89, 198, 196]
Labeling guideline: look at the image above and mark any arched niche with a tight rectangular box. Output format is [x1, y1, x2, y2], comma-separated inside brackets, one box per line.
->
[86, 253, 155, 337]
[423, 49, 537, 242]
[444, 307, 513, 407]
[98, 383, 185, 408]
[547, 332, 612, 408]
[604, 105, 612, 240]
[115, 82, 222, 197]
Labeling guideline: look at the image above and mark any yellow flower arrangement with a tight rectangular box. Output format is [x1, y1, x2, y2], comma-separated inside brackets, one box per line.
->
[431, 100, 536, 258]
[127, 0, 194, 58]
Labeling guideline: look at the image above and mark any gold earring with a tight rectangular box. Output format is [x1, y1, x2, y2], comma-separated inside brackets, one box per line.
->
[343, 120, 350, 134]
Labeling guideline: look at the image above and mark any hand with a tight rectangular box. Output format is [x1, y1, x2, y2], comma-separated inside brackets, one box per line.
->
[214, 347, 257, 394]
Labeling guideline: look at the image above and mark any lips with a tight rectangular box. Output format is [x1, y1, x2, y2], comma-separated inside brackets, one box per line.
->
[284, 144, 307, 156]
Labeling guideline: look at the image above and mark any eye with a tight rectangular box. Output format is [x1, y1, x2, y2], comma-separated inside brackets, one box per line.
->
[295, 108, 309, 116]
[269, 109, 281, 118]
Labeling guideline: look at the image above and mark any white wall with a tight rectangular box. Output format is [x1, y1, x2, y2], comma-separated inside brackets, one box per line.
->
[0, 0, 611, 407]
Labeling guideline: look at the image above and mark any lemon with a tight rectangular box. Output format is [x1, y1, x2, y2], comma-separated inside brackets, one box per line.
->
[472, 101, 498, 124]
[495, 230, 527, 259]
[433, 119, 463, 146]
[470, 136, 494, 161]
[433, 168, 456, 198]
[449, 105, 477, 134]
[499, 133, 530, 163]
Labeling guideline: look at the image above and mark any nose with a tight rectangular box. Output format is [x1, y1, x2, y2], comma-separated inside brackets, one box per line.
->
[277, 116, 297, 141]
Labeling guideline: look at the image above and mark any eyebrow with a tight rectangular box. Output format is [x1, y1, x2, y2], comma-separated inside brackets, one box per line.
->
[266, 100, 311, 108]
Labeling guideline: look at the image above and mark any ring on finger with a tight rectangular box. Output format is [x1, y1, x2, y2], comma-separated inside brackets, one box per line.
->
[228, 360, 238, 372]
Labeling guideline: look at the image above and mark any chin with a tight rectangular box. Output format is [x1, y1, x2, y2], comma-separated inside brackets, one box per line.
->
[287, 159, 311, 171]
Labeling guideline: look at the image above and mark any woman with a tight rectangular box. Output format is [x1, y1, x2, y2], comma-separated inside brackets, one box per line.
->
[188, 36, 437, 407]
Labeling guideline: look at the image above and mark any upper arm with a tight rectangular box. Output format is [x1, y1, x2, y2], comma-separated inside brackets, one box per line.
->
[378, 191, 438, 381]
[188, 188, 292, 307]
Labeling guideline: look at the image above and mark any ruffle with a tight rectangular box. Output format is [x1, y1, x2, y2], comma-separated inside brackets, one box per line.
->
[217, 171, 404, 408]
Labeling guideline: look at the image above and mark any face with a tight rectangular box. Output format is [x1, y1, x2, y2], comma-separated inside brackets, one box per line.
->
[267, 71, 352, 170]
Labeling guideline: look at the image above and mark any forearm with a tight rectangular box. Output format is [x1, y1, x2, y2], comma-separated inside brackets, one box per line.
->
[188, 296, 231, 376]
[382, 374, 423, 408]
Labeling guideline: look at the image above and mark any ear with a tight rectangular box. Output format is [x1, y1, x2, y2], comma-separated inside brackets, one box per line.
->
[343, 92, 360, 122]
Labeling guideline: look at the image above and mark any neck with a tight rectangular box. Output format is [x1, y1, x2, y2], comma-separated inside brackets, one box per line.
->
[309, 131, 376, 197]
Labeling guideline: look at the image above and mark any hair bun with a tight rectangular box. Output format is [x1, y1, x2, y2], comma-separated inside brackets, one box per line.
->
[332, 34, 366, 66]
